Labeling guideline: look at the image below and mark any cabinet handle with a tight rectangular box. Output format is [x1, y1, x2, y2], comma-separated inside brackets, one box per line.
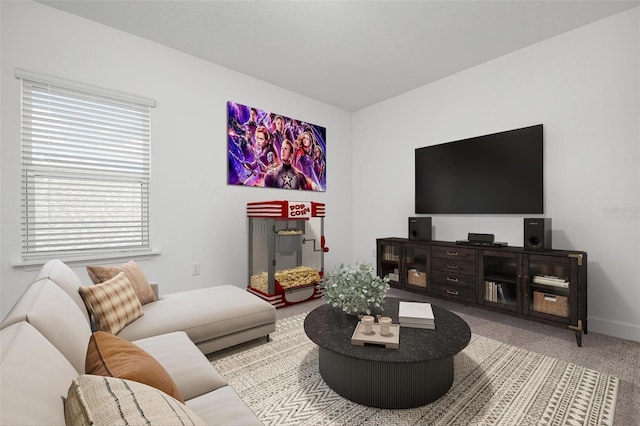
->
[446, 264, 459, 269]
[446, 289, 459, 296]
[446, 277, 459, 282]
[446, 251, 459, 256]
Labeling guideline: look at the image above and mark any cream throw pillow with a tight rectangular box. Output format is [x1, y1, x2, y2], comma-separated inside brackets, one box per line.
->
[86, 260, 157, 305]
[78, 272, 143, 335]
[65, 375, 205, 426]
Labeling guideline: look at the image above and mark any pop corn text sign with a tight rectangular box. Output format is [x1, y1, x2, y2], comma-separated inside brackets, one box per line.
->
[288, 202, 312, 219]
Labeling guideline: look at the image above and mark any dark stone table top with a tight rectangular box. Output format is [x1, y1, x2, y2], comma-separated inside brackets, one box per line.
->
[304, 297, 471, 363]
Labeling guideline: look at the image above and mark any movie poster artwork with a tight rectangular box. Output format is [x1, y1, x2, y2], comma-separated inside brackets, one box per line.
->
[227, 101, 326, 192]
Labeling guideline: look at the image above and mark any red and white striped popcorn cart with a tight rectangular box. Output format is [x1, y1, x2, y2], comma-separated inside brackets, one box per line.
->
[246, 200, 328, 308]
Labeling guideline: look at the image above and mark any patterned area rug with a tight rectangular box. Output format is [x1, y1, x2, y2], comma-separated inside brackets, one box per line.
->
[209, 313, 618, 426]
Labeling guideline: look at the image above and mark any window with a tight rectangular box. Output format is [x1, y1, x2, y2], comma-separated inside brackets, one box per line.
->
[17, 70, 155, 260]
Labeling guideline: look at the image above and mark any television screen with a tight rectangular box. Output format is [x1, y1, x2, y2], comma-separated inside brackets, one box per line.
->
[415, 124, 543, 214]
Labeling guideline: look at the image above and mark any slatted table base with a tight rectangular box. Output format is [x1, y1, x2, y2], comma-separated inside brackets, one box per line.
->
[318, 347, 454, 409]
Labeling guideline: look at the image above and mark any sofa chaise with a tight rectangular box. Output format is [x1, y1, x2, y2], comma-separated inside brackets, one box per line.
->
[0, 259, 276, 425]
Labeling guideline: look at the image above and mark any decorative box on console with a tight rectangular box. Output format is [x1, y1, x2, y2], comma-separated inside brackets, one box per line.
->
[247, 200, 328, 308]
[533, 291, 569, 318]
[407, 269, 427, 287]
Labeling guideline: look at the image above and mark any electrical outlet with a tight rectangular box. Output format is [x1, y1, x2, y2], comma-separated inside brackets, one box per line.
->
[191, 262, 200, 276]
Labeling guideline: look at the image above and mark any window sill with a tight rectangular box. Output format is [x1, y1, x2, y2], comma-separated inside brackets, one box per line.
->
[13, 250, 161, 271]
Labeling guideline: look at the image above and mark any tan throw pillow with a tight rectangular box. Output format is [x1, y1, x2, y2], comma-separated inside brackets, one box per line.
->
[85, 331, 184, 403]
[78, 272, 143, 335]
[65, 375, 203, 426]
[86, 260, 157, 305]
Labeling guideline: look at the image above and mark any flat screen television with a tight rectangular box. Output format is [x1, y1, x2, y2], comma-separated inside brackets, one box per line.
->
[415, 124, 543, 214]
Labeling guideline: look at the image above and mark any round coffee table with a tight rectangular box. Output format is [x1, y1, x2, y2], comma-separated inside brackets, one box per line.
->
[304, 297, 471, 409]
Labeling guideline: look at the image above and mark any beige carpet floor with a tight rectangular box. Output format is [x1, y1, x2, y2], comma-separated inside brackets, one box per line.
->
[212, 312, 619, 425]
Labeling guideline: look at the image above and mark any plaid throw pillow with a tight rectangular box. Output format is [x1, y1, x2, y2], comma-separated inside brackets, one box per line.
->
[79, 272, 143, 335]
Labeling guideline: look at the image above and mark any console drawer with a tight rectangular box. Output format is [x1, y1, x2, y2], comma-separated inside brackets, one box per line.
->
[431, 257, 477, 275]
[431, 246, 477, 262]
[430, 284, 477, 303]
[431, 270, 476, 288]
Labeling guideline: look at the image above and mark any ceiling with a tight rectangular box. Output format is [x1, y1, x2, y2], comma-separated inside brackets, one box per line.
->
[38, 0, 639, 112]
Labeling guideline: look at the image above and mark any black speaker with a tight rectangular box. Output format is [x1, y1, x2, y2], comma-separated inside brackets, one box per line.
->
[408, 217, 432, 241]
[524, 218, 551, 251]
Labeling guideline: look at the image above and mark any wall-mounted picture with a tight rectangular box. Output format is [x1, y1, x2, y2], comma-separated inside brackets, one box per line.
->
[227, 101, 326, 191]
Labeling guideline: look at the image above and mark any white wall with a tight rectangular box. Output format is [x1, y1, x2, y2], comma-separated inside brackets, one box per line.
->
[352, 8, 640, 342]
[0, 1, 353, 317]
[2, 2, 638, 343]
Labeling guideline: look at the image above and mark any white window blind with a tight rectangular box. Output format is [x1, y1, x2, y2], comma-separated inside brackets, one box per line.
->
[18, 71, 155, 259]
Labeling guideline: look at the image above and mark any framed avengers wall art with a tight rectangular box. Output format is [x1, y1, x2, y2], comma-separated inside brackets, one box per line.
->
[227, 101, 326, 191]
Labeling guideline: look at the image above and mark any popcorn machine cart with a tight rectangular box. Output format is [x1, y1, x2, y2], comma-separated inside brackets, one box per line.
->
[247, 200, 328, 308]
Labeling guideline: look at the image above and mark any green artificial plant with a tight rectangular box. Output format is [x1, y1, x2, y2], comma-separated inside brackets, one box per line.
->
[321, 263, 390, 315]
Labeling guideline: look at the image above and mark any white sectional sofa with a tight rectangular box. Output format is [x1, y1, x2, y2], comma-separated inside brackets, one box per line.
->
[0, 259, 276, 425]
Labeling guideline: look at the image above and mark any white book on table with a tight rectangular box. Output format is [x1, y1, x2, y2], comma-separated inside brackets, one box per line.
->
[400, 321, 435, 330]
[398, 301, 434, 324]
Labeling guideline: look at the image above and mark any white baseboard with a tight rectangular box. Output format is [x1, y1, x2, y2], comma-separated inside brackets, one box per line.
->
[588, 316, 640, 343]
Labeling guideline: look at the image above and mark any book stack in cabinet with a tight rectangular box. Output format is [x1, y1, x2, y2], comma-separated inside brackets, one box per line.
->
[480, 250, 519, 312]
[376, 238, 587, 347]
